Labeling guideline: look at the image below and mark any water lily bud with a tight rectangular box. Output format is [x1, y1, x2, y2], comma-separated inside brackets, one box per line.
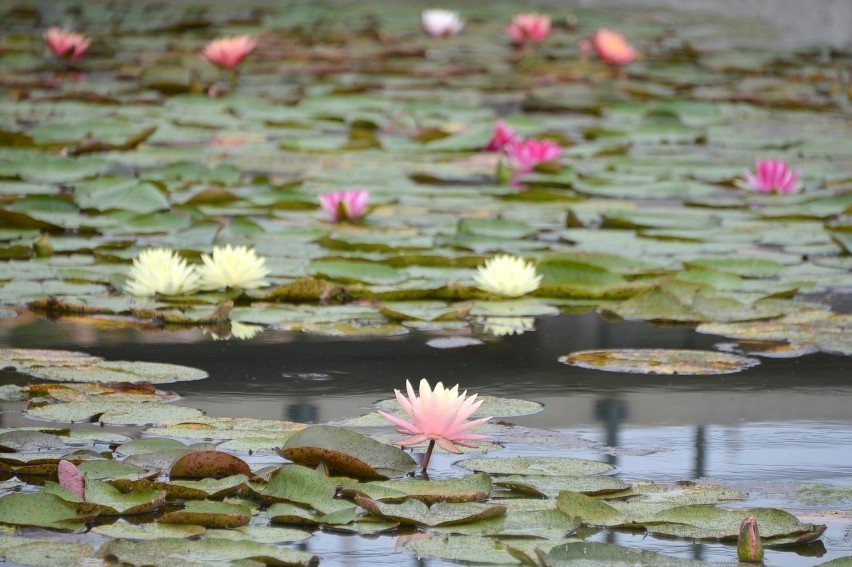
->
[33, 234, 54, 258]
[738, 515, 764, 562]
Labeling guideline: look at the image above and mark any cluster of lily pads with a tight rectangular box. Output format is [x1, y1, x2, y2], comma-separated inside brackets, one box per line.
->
[0, 346, 837, 566]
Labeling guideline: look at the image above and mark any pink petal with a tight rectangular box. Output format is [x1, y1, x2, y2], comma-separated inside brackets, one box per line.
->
[377, 410, 418, 435]
[434, 437, 463, 454]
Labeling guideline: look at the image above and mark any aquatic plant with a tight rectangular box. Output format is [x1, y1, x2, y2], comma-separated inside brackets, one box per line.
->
[198, 244, 270, 290]
[200, 35, 257, 69]
[744, 159, 802, 193]
[378, 379, 491, 471]
[484, 120, 519, 152]
[125, 248, 201, 297]
[506, 13, 551, 46]
[590, 28, 637, 66]
[473, 255, 542, 298]
[505, 138, 562, 173]
[738, 516, 764, 562]
[421, 9, 465, 38]
[318, 189, 370, 222]
[43, 27, 91, 61]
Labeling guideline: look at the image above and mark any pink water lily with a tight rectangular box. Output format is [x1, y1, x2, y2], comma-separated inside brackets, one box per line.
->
[745, 159, 801, 194]
[506, 13, 551, 46]
[505, 138, 562, 172]
[591, 28, 637, 66]
[44, 27, 91, 61]
[201, 35, 257, 69]
[379, 379, 491, 471]
[485, 120, 520, 152]
[318, 189, 370, 222]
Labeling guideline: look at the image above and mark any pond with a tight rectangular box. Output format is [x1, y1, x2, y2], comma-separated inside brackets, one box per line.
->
[0, 0, 851, 566]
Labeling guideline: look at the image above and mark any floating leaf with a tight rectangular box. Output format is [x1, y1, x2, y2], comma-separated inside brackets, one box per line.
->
[0, 492, 87, 531]
[92, 522, 207, 540]
[278, 425, 417, 479]
[458, 457, 615, 477]
[343, 473, 492, 504]
[25, 400, 204, 425]
[355, 496, 506, 527]
[98, 537, 319, 566]
[158, 500, 253, 528]
[169, 450, 252, 479]
[494, 475, 628, 499]
[559, 349, 760, 375]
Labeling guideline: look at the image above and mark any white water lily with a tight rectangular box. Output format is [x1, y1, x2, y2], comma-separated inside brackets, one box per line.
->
[421, 9, 465, 37]
[473, 255, 542, 298]
[481, 316, 535, 336]
[125, 248, 201, 297]
[198, 244, 270, 290]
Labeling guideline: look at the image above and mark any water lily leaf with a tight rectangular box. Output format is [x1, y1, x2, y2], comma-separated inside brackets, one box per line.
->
[169, 450, 252, 479]
[311, 260, 406, 284]
[355, 496, 506, 527]
[278, 424, 417, 479]
[250, 464, 337, 509]
[22, 359, 208, 384]
[378, 301, 472, 322]
[0, 430, 65, 452]
[542, 541, 729, 566]
[375, 395, 541, 419]
[458, 218, 538, 239]
[344, 473, 492, 504]
[559, 349, 760, 375]
[98, 537, 319, 566]
[205, 525, 313, 544]
[25, 400, 204, 425]
[0, 492, 88, 531]
[116, 437, 189, 457]
[494, 475, 628, 499]
[114, 474, 249, 500]
[77, 181, 169, 214]
[158, 500, 253, 528]
[92, 521, 207, 540]
[146, 416, 305, 441]
[431, 508, 581, 539]
[77, 478, 166, 515]
[458, 457, 615, 477]
[648, 505, 827, 542]
[77, 459, 158, 481]
[0, 539, 97, 567]
[14, 156, 106, 184]
[267, 502, 323, 525]
[404, 534, 566, 565]
[684, 257, 784, 278]
[556, 491, 627, 527]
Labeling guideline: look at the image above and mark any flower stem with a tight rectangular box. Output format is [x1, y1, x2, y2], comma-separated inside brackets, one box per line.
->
[421, 439, 436, 473]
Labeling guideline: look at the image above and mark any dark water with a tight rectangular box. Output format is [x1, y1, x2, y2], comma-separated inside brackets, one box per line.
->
[1, 310, 850, 566]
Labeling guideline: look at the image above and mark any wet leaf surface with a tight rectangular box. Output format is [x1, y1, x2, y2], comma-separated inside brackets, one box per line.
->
[559, 349, 761, 375]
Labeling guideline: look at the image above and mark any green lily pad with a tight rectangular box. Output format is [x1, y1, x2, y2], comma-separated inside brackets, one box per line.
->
[355, 496, 506, 527]
[494, 475, 628, 499]
[343, 473, 492, 504]
[92, 521, 207, 540]
[79, 478, 166, 515]
[25, 400, 204, 425]
[278, 425, 417, 480]
[542, 541, 729, 566]
[158, 500, 253, 528]
[404, 534, 567, 565]
[458, 457, 615, 477]
[251, 464, 337, 509]
[23, 359, 208, 384]
[169, 450, 252, 479]
[556, 491, 627, 527]
[0, 430, 66, 452]
[0, 492, 87, 531]
[146, 416, 306, 441]
[98, 537, 319, 566]
[0, 539, 97, 567]
[431, 509, 581, 540]
[559, 349, 760, 375]
[205, 525, 313, 544]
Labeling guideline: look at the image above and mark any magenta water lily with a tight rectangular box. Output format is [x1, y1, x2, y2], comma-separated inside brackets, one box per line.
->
[318, 189, 370, 222]
[505, 138, 562, 173]
[485, 121, 519, 152]
[506, 13, 551, 46]
[745, 159, 802, 194]
[378, 379, 491, 472]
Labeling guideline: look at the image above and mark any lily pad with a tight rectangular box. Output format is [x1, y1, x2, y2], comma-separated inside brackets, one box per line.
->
[158, 500, 253, 528]
[25, 400, 204, 425]
[278, 425, 417, 479]
[458, 457, 615, 477]
[343, 473, 492, 504]
[98, 537, 319, 566]
[92, 522, 207, 540]
[0, 492, 88, 531]
[169, 450, 252, 479]
[559, 349, 760, 375]
[355, 496, 506, 527]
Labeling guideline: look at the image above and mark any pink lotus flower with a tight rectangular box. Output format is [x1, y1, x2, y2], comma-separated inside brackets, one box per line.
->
[507, 13, 551, 46]
[421, 9, 465, 38]
[379, 379, 491, 471]
[201, 35, 257, 69]
[44, 27, 91, 61]
[485, 121, 520, 151]
[745, 159, 801, 194]
[318, 189, 370, 222]
[505, 138, 562, 172]
[591, 28, 637, 66]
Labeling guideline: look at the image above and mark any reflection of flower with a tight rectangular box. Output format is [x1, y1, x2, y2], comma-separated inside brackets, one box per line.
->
[198, 245, 270, 290]
[505, 138, 562, 173]
[421, 9, 465, 38]
[485, 121, 519, 152]
[474, 255, 542, 298]
[44, 27, 91, 61]
[590, 28, 637, 66]
[125, 248, 200, 297]
[230, 322, 263, 340]
[379, 379, 491, 471]
[744, 159, 801, 194]
[506, 13, 551, 46]
[201, 35, 257, 69]
[481, 316, 535, 336]
[318, 189, 370, 222]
